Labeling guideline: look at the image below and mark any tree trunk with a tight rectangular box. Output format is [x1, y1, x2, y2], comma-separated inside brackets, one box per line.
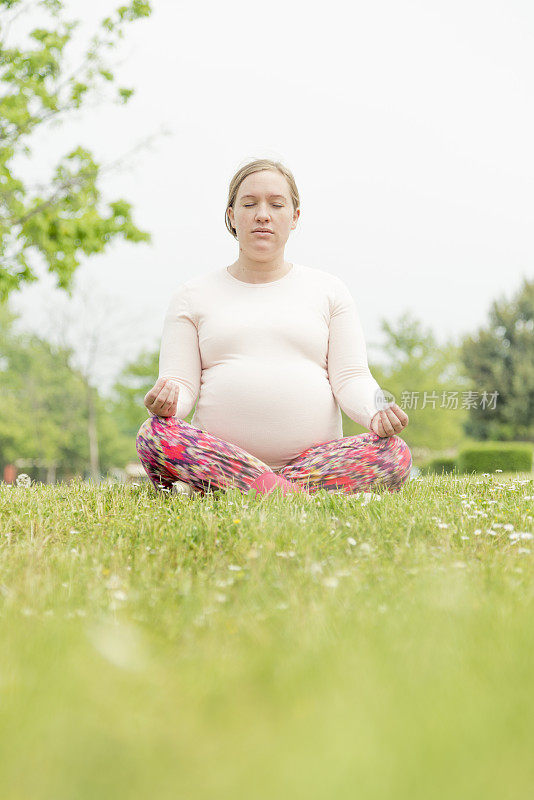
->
[87, 381, 100, 483]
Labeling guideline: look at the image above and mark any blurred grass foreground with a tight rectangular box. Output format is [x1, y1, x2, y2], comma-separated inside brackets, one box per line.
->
[1, 472, 533, 799]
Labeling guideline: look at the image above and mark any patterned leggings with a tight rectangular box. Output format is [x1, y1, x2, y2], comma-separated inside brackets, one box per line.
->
[135, 415, 412, 496]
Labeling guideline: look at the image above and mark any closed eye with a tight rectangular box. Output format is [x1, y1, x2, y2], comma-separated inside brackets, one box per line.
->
[244, 203, 284, 208]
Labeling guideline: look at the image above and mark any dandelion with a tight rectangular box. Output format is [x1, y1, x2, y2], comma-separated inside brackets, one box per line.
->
[495, 469, 503, 473]
[15, 473, 31, 488]
[228, 564, 242, 571]
[309, 562, 323, 575]
[359, 542, 372, 555]
[215, 593, 227, 603]
[347, 537, 357, 546]
[112, 590, 128, 602]
[503, 524, 514, 531]
[437, 523, 449, 529]
[474, 529, 482, 536]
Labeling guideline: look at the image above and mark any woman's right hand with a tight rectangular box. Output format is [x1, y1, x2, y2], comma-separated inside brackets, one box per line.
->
[144, 377, 180, 418]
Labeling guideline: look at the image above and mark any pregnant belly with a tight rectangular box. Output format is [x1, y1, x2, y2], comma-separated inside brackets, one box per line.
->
[192, 362, 341, 467]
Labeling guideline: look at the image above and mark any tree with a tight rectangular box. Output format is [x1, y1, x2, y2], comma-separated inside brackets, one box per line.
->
[108, 346, 159, 441]
[459, 278, 534, 442]
[0, 303, 133, 480]
[349, 311, 471, 457]
[27, 276, 151, 480]
[0, 0, 152, 303]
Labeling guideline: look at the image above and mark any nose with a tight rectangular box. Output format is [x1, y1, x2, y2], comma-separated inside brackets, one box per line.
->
[255, 204, 271, 221]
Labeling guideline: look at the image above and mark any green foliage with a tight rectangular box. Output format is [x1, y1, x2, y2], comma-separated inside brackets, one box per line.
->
[107, 346, 197, 443]
[0, 303, 134, 477]
[421, 457, 457, 475]
[459, 278, 534, 442]
[345, 311, 470, 455]
[0, 0, 152, 302]
[107, 347, 159, 440]
[456, 443, 533, 474]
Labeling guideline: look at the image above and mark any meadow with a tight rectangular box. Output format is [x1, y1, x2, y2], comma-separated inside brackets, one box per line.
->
[1, 472, 533, 799]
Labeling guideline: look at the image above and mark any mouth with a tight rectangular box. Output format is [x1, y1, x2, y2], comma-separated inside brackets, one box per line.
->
[252, 230, 273, 235]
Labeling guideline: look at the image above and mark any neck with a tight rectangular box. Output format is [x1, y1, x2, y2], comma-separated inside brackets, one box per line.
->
[229, 253, 292, 284]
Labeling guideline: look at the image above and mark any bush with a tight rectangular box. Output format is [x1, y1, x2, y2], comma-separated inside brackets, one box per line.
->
[456, 443, 533, 474]
[421, 457, 457, 475]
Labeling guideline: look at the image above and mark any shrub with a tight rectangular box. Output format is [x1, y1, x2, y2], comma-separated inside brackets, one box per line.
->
[422, 457, 457, 475]
[456, 443, 533, 474]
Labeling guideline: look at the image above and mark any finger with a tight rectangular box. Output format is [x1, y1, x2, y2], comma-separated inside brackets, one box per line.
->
[384, 406, 404, 431]
[155, 381, 176, 406]
[383, 407, 403, 433]
[377, 417, 387, 437]
[377, 410, 394, 436]
[159, 384, 179, 413]
[390, 404, 409, 426]
[145, 377, 167, 404]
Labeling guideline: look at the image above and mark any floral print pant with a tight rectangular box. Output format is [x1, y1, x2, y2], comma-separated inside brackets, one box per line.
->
[135, 415, 412, 496]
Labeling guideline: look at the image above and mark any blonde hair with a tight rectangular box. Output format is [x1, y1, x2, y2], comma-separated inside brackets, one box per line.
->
[225, 158, 300, 239]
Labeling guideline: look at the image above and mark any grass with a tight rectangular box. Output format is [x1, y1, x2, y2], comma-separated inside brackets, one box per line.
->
[1, 472, 533, 799]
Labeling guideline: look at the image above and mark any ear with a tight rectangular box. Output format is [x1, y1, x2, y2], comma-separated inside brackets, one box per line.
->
[291, 208, 300, 228]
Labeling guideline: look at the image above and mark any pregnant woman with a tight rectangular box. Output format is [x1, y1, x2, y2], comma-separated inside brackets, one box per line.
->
[136, 158, 412, 498]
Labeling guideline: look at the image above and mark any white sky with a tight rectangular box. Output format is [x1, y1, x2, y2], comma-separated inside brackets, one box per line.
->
[7, 0, 534, 394]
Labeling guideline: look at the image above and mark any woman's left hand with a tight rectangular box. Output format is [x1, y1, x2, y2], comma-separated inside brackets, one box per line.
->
[370, 404, 409, 438]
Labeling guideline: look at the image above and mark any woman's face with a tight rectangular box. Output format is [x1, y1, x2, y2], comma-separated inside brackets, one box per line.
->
[228, 170, 299, 253]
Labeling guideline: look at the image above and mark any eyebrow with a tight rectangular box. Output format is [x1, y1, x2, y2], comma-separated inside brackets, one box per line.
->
[240, 194, 287, 200]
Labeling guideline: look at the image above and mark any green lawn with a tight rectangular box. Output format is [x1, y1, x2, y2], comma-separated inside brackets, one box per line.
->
[1, 473, 533, 799]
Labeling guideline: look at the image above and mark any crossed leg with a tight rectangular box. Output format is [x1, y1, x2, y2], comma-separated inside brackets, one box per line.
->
[275, 431, 412, 494]
[135, 416, 411, 496]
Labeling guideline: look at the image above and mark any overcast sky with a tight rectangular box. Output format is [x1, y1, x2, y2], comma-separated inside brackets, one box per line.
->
[7, 0, 534, 394]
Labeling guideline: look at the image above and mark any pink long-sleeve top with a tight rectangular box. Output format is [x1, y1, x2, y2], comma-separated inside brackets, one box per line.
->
[158, 263, 383, 471]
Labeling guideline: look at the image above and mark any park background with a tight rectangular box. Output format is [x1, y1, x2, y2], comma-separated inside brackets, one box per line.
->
[1, 0, 533, 482]
[1, 4, 534, 800]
